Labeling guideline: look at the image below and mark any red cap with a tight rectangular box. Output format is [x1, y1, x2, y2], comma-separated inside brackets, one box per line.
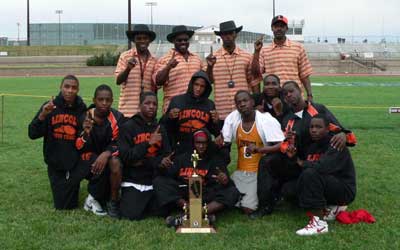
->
[271, 15, 288, 26]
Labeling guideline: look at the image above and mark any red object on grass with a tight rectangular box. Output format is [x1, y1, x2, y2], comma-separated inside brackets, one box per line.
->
[336, 209, 376, 224]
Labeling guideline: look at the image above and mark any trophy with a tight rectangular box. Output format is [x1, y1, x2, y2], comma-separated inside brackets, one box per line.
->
[176, 150, 216, 233]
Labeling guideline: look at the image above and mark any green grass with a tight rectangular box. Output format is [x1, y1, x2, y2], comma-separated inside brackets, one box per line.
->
[0, 76, 399, 250]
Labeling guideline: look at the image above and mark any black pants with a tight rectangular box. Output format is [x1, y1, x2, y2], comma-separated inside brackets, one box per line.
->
[153, 176, 240, 213]
[77, 153, 111, 205]
[257, 153, 302, 209]
[47, 153, 110, 210]
[297, 168, 355, 209]
[47, 166, 81, 210]
[120, 186, 162, 220]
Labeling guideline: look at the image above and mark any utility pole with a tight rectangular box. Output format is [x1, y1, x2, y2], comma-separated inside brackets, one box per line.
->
[273, 0, 275, 17]
[17, 23, 21, 42]
[27, 0, 30, 46]
[128, 0, 132, 49]
[145, 2, 157, 30]
[55, 10, 63, 46]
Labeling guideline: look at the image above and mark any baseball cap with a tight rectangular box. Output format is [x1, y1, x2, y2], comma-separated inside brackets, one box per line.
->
[271, 15, 288, 26]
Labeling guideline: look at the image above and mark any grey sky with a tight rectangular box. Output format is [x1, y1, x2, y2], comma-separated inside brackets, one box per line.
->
[1, 0, 399, 39]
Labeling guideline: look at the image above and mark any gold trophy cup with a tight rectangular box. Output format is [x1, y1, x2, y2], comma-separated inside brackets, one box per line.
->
[176, 150, 216, 233]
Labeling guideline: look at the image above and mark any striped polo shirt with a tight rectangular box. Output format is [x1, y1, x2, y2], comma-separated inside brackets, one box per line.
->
[212, 47, 259, 119]
[153, 48, 204, 113]
[115, 48, 157, 118]
[259, 39, 312, 88]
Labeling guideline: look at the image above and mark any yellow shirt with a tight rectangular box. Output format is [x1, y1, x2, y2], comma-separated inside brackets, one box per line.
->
[236, 122, 263, 172]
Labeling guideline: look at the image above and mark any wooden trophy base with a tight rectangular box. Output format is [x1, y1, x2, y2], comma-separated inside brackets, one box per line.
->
[176, 227, 216, 234]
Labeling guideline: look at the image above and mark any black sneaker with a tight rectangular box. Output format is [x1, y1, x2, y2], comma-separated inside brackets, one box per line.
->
[107, 200, 120, 219]
[207, 214, 216, 225]
[248, 206, 273, 219]
[165, 214, 183, 228]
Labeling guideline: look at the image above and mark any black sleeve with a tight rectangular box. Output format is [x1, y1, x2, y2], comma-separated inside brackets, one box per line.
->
[167, 154, 183, 178]
[104, 111, 125, 154]
[207, 102, 221, 137]
[205, 155, 230, 185]
[151, 125, 173, 176]
[162, 98, 179, 148]
[75, 112, 96, 153]
[28, 103, 48, 140]
[218, 143, 232, 166]
[320, 104, 357, 146]
[118, 124, 150, 166]
[303, 146, 350, 175]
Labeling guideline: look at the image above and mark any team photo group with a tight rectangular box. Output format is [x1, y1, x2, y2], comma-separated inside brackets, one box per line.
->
[28, 15, 357, 236]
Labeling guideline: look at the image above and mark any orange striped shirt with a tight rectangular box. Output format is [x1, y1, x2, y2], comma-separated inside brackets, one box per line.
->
[153, 48, 204, 112]
[212, 47, 259, 119]
[259, 39, 312, 88]
[115, 48, 157, 117]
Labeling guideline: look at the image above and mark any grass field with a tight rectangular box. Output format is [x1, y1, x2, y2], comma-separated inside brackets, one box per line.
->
[0, 76, 399, 250]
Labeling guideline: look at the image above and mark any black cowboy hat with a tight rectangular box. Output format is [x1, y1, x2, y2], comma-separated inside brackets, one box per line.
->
[126, 24, 156, 42]
[166, 25, 195, 43]
[214, 20, 243, 36]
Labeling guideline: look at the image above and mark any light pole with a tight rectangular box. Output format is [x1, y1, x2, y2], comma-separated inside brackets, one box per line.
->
[17, 22, 21, 42]
[273, 0, 275, 17]
[27, 0, 30, 46]
[145, 2, 157, 29]
[55, 10, 63, 46]
[128, 0, 132, 49]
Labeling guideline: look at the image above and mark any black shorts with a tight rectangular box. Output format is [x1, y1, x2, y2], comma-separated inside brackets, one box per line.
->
[120, 186, 162, 220]
[153, 176, 240, 209]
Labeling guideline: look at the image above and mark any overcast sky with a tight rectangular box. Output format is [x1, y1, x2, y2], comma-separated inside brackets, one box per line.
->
[1, 0, 399, 39]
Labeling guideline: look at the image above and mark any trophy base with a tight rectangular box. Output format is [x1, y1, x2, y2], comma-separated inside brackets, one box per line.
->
[176, 226, 216, 234]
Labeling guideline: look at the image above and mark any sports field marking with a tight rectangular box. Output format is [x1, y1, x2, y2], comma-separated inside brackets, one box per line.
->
[312, 82, 400, 87]
[0, 93, 92, 101]
[0, 93, 390, 110]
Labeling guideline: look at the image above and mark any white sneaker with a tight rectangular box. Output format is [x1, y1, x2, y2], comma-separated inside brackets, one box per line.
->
[296, 214, 329, 236]
[84, 194, 107, 216]
[323, 205, 348, 221]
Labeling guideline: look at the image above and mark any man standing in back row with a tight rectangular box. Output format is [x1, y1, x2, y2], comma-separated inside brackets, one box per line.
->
[115, 24, 158, 117]
[154, 25, 204, 113]
[206, 21, 261, 120]
[252, 15, 313, 101]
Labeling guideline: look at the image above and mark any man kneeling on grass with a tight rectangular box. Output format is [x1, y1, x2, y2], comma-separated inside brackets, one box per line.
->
[117, 92, 172, 220]
[28, 75, 86, 210]
[154, 128, 240, 228]
[75, 84, 126, 217]
[289, 114, 356, 236]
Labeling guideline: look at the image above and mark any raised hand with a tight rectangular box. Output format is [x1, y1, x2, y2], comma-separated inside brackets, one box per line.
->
[168, 108, 180, 119]
[286, 129, 296, 146]
[39, 96, 56, 120]
[271, 97, 283, 116]
[149, 125, 162, 145]
[83, 110, 95, 135]
[160, 152, 175, 169]
[127, 57, 137, 70]
[206, 46, 217, 67]
[254, 35, 264, 52]
[212, 167, 229, 185]
[167, 51, 179, 69]
[210, 110, 219, 124]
